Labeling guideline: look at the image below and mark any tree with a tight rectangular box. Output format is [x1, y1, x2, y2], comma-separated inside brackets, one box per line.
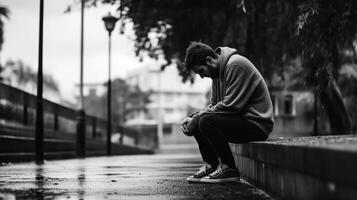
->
[76, 0, 299, 84]
[83, 78, 151, 125]
[69, 0, 299, 82]
[0, 5, 9, 51]
[115, 0, 245, 82]
[111, 78, 151, 124]
[79, 0, 356, 134]
[339, 64, 357, 133]
[0, 5, 9, 81]
[297, 0, 357, 134]
[3, 59, 60, 94]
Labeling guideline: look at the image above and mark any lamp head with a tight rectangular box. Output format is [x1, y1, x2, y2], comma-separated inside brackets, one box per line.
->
[102, 12, 118, 34]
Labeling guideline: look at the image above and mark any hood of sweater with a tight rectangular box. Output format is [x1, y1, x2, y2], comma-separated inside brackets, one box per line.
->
[215, 47, 238, 81]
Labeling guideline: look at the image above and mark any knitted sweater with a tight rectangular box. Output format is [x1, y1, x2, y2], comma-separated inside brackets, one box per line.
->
[197, 47, 274, 136]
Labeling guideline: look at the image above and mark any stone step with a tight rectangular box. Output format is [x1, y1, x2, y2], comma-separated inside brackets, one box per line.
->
[230, 135, 357, 200]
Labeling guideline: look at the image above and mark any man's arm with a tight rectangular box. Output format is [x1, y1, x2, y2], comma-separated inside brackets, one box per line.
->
[208, 63, 260, 113]
[180, 117, 190, 135]
[181, 108, 207, 136]
[181, 79, 217, 135]
[208, 80, 217, 107]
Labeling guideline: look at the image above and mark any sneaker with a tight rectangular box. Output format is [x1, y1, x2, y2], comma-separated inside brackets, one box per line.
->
[186, 163, 216, 183]
[201, 164, 240, 183]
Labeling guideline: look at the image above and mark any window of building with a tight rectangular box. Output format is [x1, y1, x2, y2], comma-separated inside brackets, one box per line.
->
[164, 94, 174, 102]
[271, 94, 279, 116]
[163, 125, 172, 135]
[283, 94, 295, 116]
[165, 108, 174, 114]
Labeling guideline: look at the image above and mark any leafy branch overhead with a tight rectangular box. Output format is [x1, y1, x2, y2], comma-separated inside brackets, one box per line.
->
[73, 0, 304, 84]
[73, 0, 357, 133]
[3, 59, 60, 93]
[297, 0, 357, 89]
[67, 1, 357, 87]
[0, 5, 9, 51]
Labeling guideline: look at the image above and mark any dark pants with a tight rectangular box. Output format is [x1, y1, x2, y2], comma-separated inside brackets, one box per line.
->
[193, 113, 267, 168]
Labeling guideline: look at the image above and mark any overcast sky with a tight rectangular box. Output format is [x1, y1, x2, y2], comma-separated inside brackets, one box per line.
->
[1, 0, 162, 103]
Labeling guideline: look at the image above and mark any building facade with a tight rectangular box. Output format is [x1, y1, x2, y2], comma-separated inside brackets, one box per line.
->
[125, 65, 211, 126]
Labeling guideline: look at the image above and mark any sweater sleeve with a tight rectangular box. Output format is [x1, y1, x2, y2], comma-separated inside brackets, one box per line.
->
[209, 79, 217, 107]
[208, 63, 260, 113]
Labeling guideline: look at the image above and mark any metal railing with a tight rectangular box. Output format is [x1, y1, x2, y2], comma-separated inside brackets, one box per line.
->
[0, 82, 154, 157]
[0, 82, 108, 139]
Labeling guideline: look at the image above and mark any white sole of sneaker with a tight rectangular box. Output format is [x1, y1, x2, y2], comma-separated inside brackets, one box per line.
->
[186, 176, 202, 183]
[200, 177, 240, 183]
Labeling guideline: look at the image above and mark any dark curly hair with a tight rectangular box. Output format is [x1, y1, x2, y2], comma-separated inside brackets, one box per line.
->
[184, 41, 217, 71]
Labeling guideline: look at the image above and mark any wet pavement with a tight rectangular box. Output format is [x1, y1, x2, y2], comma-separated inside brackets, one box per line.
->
[0, 146, 273, 200]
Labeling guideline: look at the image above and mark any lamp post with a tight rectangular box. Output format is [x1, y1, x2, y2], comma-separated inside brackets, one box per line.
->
[35, 0, 44, 164]
[102, 13, 118, 155]
[156, 69, 163, 149]
[79, 0, 85, 109]
[76, 0, 86, 158]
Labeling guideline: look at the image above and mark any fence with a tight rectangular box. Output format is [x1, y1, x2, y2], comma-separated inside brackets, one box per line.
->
[0, 82, 155, 160]
[0, 82, 107, 139]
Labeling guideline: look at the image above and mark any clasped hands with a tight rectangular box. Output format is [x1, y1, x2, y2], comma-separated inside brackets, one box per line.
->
[180, 116, 199, 136]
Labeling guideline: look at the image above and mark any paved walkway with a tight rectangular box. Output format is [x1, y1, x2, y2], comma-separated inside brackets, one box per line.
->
[0, 145, 273, 200]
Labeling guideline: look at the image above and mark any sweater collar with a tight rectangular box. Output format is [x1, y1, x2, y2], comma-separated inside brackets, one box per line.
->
[215, 47, 238, 81]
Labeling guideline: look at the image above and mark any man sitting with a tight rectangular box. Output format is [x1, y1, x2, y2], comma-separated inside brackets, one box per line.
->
[181, 42, 274, 183]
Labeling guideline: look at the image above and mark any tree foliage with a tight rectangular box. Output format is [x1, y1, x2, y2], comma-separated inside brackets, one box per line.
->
[0, 5, 9, 51]
[339, 64, 357, 132]
[78, 0, 357, 133]
[297, 0, 357, 133]
[2, 59, 60, 94]
[297, 0, 357, 87]
[116, 0, 244, 82]
[115, 0, 303, 84]
[75, 0, 299, 83]
[83, 78, 151, 125]
[0, 5, 9, 80]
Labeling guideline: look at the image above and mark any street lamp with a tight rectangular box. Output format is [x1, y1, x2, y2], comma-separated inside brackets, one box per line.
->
[76, 0, 86, 158]
[35, 0, 44, 164]
[153, 69, 163, 149]
[102, 12, 118, 155]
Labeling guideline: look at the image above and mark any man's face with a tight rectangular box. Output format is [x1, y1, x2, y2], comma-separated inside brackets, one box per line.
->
[191, 65, 212, 78]
[190, 56, 219, 79]
[191, 62, 218, 79]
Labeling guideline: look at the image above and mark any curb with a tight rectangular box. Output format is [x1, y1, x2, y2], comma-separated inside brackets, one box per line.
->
[230, 135, 357, 200]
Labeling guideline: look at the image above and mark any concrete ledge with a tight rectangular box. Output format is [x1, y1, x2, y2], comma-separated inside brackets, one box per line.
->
[230, 135, 357, 200]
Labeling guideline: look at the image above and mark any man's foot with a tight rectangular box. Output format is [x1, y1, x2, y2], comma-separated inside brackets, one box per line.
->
[201, 164, 240, 183]
[186, 163, 216, 183]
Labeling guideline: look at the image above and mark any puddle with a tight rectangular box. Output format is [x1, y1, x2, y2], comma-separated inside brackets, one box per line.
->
[0, 189, 66, 200]
[0, 193, 16, 200]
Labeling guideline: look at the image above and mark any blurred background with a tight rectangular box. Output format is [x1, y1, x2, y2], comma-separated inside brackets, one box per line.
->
[0, 0, 356, 157]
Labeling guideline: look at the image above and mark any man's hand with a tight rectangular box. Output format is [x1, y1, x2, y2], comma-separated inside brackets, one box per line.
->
[181, 117, 193, 136]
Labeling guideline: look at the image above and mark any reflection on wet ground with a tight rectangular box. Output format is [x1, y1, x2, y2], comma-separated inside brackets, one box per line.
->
[0, 151, 272, 200]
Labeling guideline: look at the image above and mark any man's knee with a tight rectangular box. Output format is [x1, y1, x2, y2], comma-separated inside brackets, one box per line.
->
[198, 113, 216, 133]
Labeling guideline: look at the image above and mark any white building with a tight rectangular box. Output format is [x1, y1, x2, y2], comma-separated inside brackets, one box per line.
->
[126, 65, 211, 125]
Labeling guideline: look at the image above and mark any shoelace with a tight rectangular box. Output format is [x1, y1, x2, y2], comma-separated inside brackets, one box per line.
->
[197, 164, 210, 175]
[211, 165, 224, 176]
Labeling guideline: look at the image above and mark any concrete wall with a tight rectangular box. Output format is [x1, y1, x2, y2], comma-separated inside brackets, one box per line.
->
[230, 135, 357, 200]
